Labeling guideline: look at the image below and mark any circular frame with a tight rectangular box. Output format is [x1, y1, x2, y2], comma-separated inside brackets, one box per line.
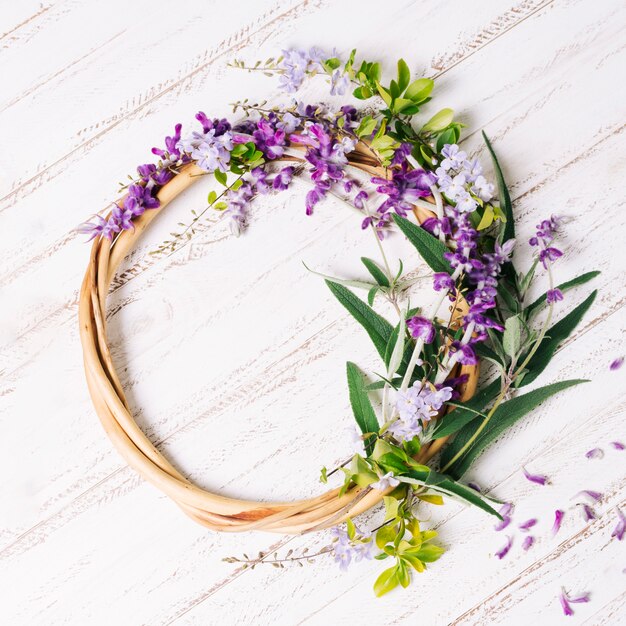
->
[78, 143, 479, 534]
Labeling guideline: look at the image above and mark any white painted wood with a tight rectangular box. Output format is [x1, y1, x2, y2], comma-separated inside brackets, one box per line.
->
[1, 0, 625, 624]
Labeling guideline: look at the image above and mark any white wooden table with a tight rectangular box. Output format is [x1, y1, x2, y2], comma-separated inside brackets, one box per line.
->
[1, 1, 625, 624]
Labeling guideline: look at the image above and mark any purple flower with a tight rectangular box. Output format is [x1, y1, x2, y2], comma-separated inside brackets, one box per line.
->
[450, 341, 478, 366]
[152, 123, 183, 159]
[546, 288, 563, 304]
[433, 272, 456, 293]
[371, 166, 435, 218]
[253, 116, 286, 160]
[353, 190, 368, 210]
[495, 536, 513, 559]
[277, 47, 325, 93]
[610, 357, 624, 371]
[585, 447, 604, 459]
[610, 441, 625, 450]
[522, 467, 549, 486]
[124, 183, 160, 217]
[407, 316, 436, 344]
[522, 535, 534, 551]
[77, 214, 108, 241]
[552, 509, 565, 536]
[494, 516, 511, 532]
[391, 142, 412, 166]
[110, 205, 134, 231]
[250, 167, 270, 195]
[195, 113, 231, 137]
[272, 166, 294, 191]
[330, 69, 350, 95]
[137, 163, 172, 186]
[191, 129, 233, 173]
[539, 247, 563, 268]
[519, 518, 538, 531]
[611, 508, 625, 541]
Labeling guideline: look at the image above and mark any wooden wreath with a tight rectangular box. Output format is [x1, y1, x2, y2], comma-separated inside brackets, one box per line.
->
[79, 142, 479, 534]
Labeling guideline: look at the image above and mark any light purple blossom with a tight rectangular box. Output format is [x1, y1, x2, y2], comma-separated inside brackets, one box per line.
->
[77, 215, 108, 241]
[552, 509, 565, 536]
[407, 315, 436, 344]
[371, 165, 436, 219]
[522, 535, 535, 551]
[611, 508, 625, 541]
[272, 166, 294, 191]
[546, 288, 563, 304]
[371, 471, 400, 491]
[330, 69, 350, 95]
[278, 47, 326, 93]
[522, 467, 549, 486]
[433, 272, 456, 293]
[191, 130, 233, 173]
[495, 536, 513, 559]
[585, 447, 604, 460]
[124, 183, 160, 217]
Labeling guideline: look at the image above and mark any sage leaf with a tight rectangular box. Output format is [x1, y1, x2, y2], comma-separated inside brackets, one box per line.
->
[482, 132, 514, 242]
[397, 58, 410, 92]
[303, 262, 376, 291]
[503, 315, 523, 359]
[361, 257, 390, 287]
[443, 379, 588, 478]
[520, 290, 596, 386]
[526, 271, 600, 316]
[386, 311, 406, 378]
[393, 215, 452, 275]
[346, 362, 380, 455]
[326, 280, 393, 360]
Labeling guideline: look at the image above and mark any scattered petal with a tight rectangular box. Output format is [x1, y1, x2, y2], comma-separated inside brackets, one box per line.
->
[519, 518, 538, 531]
[522, 467, 549, 486]
[609, 357, 624, 371]
[494, 516, 511, 532]
[611, 508, 625, 541]
[499, 503, 514, 517]
[468, 481, 482, 492]
[585, 447, 604, 460]
[571, 490, 603, 503]
[522, 535, 535, 551]
[552, 510, 565, 536]
[559, 591, 573, 617]
[495, 536, 513, 559]
[610, 441, 625, 451]
[579, 503, 597, 522]
[568, 593, 590, 604]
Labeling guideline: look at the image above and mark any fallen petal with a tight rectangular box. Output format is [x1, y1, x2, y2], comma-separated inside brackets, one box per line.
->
[609, 357, 624, 371]
[494, 516, 511, 532]
[522, 535, 535, 551]
[495, 536, 513, 559]
[585, 448, 604, 459]
[552, 510, 565, 536]
[522, 467, 549, 485]
[519, 518, 538, 531]
[571, 490, 603, 503]
[579, 503, 597, 522]
[467, 481, 482, 492]
[568, 593, 590, 604]
[610, 441, 625, 451]
[559, 591, 573, 616]
[611, 508, 625, 541]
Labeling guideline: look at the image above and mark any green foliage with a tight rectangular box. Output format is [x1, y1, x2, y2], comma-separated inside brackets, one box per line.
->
[393, 215, 452, 275]
[482, 132, 514, 243]
[526, 271, 600, 316]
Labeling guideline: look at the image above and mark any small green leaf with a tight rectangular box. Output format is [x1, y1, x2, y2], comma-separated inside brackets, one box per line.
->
[214, 169, 227, 186]
[405, 78, 434, 102]
[477, 205, 495, 230]
[482, 132, 514, 242]
[346, 362, 380, 454]
[503, 315, 523, 359]
[361, 257, 390, 287]
[393, 215, 452, 275]
[526, 271, 600, 316]
[367, 286, 378, 306]
[422, 108, 454, 133]
[346, 518, 356, 540]
[414, 544, 445, 563]
[374, 565, 400, 597]
[397, 59, 410, 92]
[520, 291, 596, 386]
[303, 262, 376, 291]
[376, 524, 397, 548]
[375, 81, 393, 106]
[207, 190, 217, 204]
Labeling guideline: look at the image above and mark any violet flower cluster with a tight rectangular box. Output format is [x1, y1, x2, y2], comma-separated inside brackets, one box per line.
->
[330, 526, 375, 571]
[529, 215, 563, 303]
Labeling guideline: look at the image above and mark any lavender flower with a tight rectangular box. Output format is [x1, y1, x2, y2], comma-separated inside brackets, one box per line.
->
[77, 215, 108, 241]
[330, 69, 350, 95]
[124, 183, 160, 217]
[152, 122, 183, 159]
[371, 165, 436, 220]
[272, 166, 294, 190]
[611, 508, 625, 541]
[191, 130, 233, 173]
[278, 47, 326, 93]
[546, 288, 563, 304]
[522, 467, 549, 486]
[406, 316, 435, 343]
[494, 503, 513, 532]
[371, 471, 400, 491]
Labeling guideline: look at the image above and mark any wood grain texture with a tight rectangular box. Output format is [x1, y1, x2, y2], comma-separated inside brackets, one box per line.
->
[1, 0, 625, 624]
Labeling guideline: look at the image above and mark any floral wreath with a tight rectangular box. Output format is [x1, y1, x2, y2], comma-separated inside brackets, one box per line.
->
[78, 47, 612, 604]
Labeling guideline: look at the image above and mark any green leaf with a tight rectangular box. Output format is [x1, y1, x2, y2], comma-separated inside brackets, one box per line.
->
[376, 524, 397, 548]
[207, 190, 217, 204]
[482, 132, 514, 242]
[374, 565, 400, 597]
[346, 362, 380, 454]
[503, 315, 523, 359]
[361, 257, 390, 287]
[355, 116, 377, 138]
[413, 544, 445, 563]
[352, 86, 372, 100]
[375, 81, 393, 106]
[477, 205, 495, 230]
[326, 281, 393, 360]
[393, 215, 452, 275]
[303, 262, 376, 291]
[432, 378, 501, 438]
[367, 286, 378, 306]
[422, 108, 454, 133]
[214, 169, 227, 186]
[397, 59, 410, 92]
[520, 291, 596, 386]
[405, 78, 434, 102]
[386, 311, 406, 378]
[526, 271, 600, 316]
[443, 379, 588, 478]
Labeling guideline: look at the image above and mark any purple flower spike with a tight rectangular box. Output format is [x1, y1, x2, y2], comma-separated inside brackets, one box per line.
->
[552, 509, 565, 536]
[609, 357, 624, 371]
[519, 518, 538, 531]
[522, 467, 549, 486]
[610, 441, 625, 450]
[611, 508, 625, 541]
[495, 536, 513, 559]
[585, 447, 604, 460]
[407, 315, 436, 344]
[522, 535, 535, 551]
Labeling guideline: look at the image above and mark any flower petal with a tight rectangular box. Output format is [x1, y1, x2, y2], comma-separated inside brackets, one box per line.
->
[585, 447, 604, 459]
[522, 467, 549, 485]
[519, 518, 538, 531]
[552, 509, 565, 536]
[522, 535, 535, 551]
[495, 536, 513, 559]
